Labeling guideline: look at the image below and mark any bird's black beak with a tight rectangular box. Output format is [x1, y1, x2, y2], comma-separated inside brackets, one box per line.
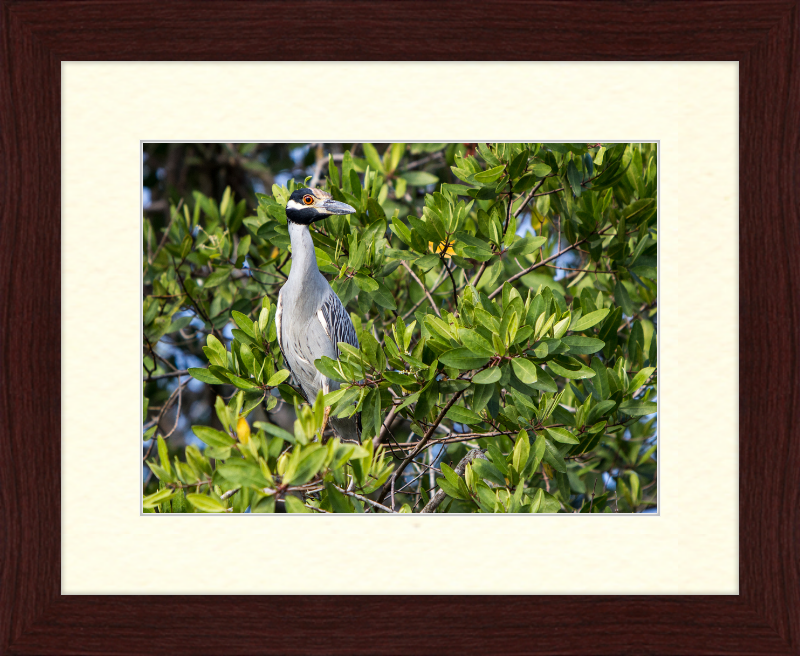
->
[322, 199, 356, 215]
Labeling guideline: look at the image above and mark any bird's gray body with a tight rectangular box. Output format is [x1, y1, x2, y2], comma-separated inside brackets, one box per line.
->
[276, 191, 360, 442]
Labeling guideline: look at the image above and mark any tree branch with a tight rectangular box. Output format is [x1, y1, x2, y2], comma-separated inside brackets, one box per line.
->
[401, 267, 448, 320]
[487, 225, 613, 300]
[400, 260, 441, 317]
[333, 484, 396, 513]
[420, 448, 487, 513]
[377, 388, 466, 505]
[145, 369, 189, 382]
[374, 405, 400, 447]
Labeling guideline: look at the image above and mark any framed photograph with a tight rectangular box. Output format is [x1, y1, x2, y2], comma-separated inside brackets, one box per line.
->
[140, 140, 659, 518]
[2, 1, 797, 654]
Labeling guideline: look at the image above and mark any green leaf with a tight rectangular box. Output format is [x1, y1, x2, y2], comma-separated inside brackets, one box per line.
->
[447, 405, 484, 425]
[354, 272, 379, 292]
[267, 369, 291, 387]
[324, 482, 354, 513]
[384, 370, 417, 387]
[472, 366, 502, 384]
[284, 495, 312, 513]
[286, 448, 327, 485]
[590, 357, 610, 400]
[167, 315, 193, 333]
[508, 235, 547, 258]
[544, 427, 579, 444]
[256, 421, 297, 444]
[217, 460, 269, 488]
[528, 487, 545, 512]
[628, 367, 656, 393]
[400, 171, 439, 186]
[231, 310, 256, 339]
[586, 400, 616, 425]
[615, 280, 635, 316]
[315, 356, 349, 383]
[529, 366, 558, 393]
[362, 142, 384, 173]
[474, 164, 505, 184]
[618, 400, 657, 416]
[227, 374, 260, 390]
[207, 333, 227, 362]
[472, 458, 506, 486]
[372, 280, 397, 310]
[438, 347, 490, 370]
[388, 143, 406, 172]
[203, 266, 232, 289]
[561, 336, 605, 355]
[552, 315, 570, 340]
[157, 435, 171, 475]
[458, 329, 495, 356]
[437, 476, 468, 501]
[566, 160, 583, 196]
[188, 367, 227, 384]
[510, 358, 538, 384]
[508, 148, 529, 179]
[471, 383, 494, 413]
[440, 462, 461, 489]
[143, 487, 176, 509]
[542, 439, 568, 473]
[546, 358, 596, 380]
[571, 308, 610, 331]
[512, 430, 530, 472]
[186, 493, 227, 513]
[532, 162, 552, 177]
[239, 343, 256, 376]
[192, 425, 235, 448]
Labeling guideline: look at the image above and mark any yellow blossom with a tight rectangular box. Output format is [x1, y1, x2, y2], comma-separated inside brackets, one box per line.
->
[429, 241, 455, 259]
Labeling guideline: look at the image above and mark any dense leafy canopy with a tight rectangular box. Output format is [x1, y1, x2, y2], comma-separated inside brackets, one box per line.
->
[143, 142, 657, 513]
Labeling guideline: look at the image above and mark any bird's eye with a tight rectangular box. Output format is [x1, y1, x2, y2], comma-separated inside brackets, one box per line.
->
[303, 195, 314, 205]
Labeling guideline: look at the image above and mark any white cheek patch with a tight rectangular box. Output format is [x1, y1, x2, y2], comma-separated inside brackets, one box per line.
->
[287, 198, 325, 213]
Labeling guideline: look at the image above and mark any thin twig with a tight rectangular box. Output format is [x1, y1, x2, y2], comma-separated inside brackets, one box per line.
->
[487, 225, 613, 300]
[377, 388, 466, 505]
[306, 504, 332, 513]
[386, 429, 519, 450]
[374, 405, 400, 447]
[443, 259, 458, 310]
[143, 377, 191, 461]
[172, 256, 223, 340]
[145, 369, 190, 382]
[332, 484, 396, 513]
[401, 268, 448, 321]
[275, 251, 291, 276]
[161, 374, 185, 440]
[400, 260, 441, 317]
[403, 151, 445, 171]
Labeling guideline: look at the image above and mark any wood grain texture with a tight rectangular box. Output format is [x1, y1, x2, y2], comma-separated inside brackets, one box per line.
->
[1, 1, 797, 653]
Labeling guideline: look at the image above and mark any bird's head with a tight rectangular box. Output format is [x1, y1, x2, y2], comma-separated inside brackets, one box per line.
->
[285, 187, 356, 225]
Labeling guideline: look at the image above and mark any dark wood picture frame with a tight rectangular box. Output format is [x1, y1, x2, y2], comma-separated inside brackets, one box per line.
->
[2, 1, 797, 653]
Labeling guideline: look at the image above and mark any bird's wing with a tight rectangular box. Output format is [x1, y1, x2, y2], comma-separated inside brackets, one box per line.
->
[316, 289, 359, 354]
[276, 287, 359, 404]
[275, 289, 303, 398]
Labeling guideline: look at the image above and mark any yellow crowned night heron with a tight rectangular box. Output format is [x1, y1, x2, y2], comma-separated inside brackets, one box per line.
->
[276, 187, 361, 442]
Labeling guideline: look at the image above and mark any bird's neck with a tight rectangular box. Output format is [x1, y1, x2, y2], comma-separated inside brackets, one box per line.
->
[287, 222, 321, 284]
